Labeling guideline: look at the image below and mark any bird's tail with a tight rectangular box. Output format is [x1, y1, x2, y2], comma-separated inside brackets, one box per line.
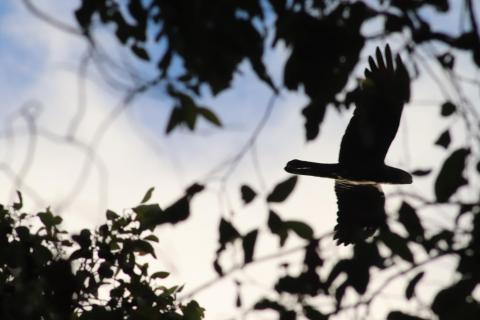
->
[285, 159, 340, 179]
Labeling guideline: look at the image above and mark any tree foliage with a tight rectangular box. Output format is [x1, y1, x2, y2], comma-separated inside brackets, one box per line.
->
[0, 191, 204, 320]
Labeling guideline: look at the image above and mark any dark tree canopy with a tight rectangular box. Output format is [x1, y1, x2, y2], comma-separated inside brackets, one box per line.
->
[75, 0, 480, 140]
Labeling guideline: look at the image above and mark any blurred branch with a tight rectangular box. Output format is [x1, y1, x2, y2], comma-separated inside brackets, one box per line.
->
[66, 48, 93, 139]
[333, 253, 448, 318]
[180, 231, 332, 301]
[22, 0, 83, 36]
[466, 0, 480, 40]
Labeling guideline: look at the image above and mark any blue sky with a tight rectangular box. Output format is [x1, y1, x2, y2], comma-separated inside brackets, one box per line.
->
[0, 1, 477, 319]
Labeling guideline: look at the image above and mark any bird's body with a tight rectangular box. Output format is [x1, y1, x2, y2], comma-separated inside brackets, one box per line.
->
[285, 45, 412, 245]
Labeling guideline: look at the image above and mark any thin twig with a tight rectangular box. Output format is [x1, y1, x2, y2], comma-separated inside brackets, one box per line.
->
[180, 231, 332, 301]
[22, 0, 83, 36]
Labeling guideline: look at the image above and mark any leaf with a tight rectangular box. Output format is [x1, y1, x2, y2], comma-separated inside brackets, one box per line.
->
[151, 271, 170, 279]
[303, 305, 328, 320]
[133, 204, 163, 230]
[435, 148, 470, 202]
[380, 230, 414, 263]
[186, 183, 204, 196]
[242, 229, 258, 264]
[254, 298, 287, 312]
[236, 291, 242, 308]
[398, 202, 424, 241]
[219, 218, 241, 245]
[268, 210, 288, 247]
[13, 191, 23, 210]
[267, 176, 298, 203]
[131, 240, 156, 258]
[38, 210, 62, 228]
[181, 300, 205, 320]
[432, 279, 477, 317]
[158, 196, 190, 225]
[140, 187, 155, 204]
[405, 271, 424, 300]
[143, 234, 159, 243]
[411, 169, 431, 176]
[441, 101, 456, 116]
[240, 185, 257, 205]
[106, 209, 119, 220]
[284, 221, 314, 240]
[387, 311, 427, 320]
[166, 107, 182, 134]
[304, 241, 323, 270]
[435, 130, 451, 149]
[131, 44, 150, 61]
[197, 107, 222, 127]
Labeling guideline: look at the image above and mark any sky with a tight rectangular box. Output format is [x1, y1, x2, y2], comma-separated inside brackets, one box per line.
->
[0, 1, 477, 319]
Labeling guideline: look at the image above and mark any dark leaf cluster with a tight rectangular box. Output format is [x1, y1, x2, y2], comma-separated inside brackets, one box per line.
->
[0, 193, 204, 320]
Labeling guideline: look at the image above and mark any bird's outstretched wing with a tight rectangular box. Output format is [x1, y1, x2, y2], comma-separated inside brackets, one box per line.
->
[338, 45, 410, 168]
[334, 181, 386, 245]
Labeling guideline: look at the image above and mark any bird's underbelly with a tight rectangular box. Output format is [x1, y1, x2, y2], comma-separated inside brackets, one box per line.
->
[335, 178, 380, 187]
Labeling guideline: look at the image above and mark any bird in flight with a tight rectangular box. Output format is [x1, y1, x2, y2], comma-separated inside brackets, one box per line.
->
[285, 45, 412, 245]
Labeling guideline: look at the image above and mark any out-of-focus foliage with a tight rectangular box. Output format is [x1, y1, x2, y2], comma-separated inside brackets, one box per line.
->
[0, 191, 204, 320]
[76, 0, 480, 140]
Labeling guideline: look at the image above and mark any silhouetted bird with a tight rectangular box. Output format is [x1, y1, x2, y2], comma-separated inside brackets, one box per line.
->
[285, 45, 412, 245]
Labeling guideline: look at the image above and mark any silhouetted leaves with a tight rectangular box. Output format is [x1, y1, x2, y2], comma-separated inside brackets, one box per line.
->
[38, 209, 63, 229]
[240, 185, 257, 204]
[165, 90, 221, 134]
[275, 270, 322, 296]
[441, 101, 456, 116]
[254, 299, 296, 320]
[267, 210, 314, 247]
[242, 229, 258, 264]
[398, 202, 424, 242]
[151, 271, 169, 279]
[13, 191, 22, 210]
[267, 176, 298, 203]
[0, 195, 203, 319]
[214, 218, 241, 275]
[283, 221, 314, 240]
[181, 301, 205, 320]
[275, 2, 368, 139]
[127, 239, 156, 258]
[303, 305, 328, 320]
[424, 230, 454, 252]
[435, 130, 451, 149]
[435, 148, 470, 202]
[106, 209, 119, 220]
[387, 311, 427, 320]
[140, 187, 155, 203]
[432, 279, 479, 319]
[268, 210, 288, 246]
[160, 195, 190, 224]
[380, 229, 414, 263]
[197, 107, 222, 127]
[405, 271, 424, 300]
[219, 218, 241, 245]
[131, 44, 150, 61]
[134, 204, 163, 230]
[304, 241, 323, 270]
